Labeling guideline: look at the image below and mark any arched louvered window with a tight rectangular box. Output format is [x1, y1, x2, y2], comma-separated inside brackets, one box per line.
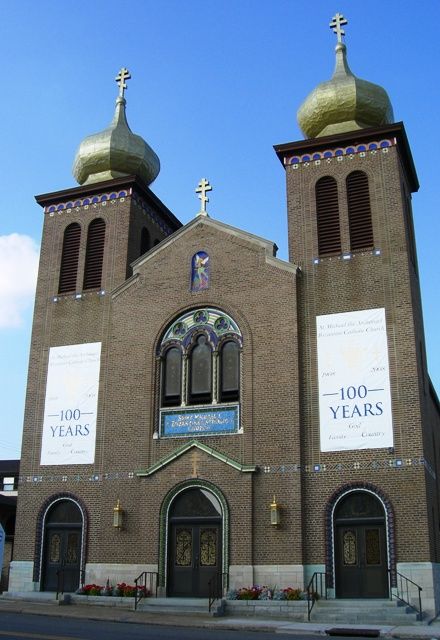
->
[315, 176, 341, 256]
[83, 218, 105, 290]
[140, 227, 150, 256]
[219, 340, 240, 403]
[189, 334, 212, 405]
[347, 171, 374, 251]
[162, 347, 182, 407]
[58, 223, 81, 294]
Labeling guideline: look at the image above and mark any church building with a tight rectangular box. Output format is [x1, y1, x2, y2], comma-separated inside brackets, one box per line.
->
[10, 15, 440, 615]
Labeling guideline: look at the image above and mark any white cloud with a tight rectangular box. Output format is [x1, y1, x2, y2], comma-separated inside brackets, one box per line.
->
[0, 234, 40, 328]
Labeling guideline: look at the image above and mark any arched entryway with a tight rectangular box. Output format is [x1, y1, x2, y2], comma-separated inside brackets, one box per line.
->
[334, 490, 389, 598]
[167, 487, 223, 597]
[41, 499, 83, 592]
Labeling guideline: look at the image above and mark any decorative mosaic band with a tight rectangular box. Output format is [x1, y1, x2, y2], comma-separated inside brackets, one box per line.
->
[18, 456, 434, 485]
[261, 456, 435, 478]
[45, 188, 132, 213]
[132, 193, 174, 235]
[285, 138, 394, 166]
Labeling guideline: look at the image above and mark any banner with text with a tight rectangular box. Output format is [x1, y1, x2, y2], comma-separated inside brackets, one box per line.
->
[40, 342, 101, 465]
[317, 308, 393, 452]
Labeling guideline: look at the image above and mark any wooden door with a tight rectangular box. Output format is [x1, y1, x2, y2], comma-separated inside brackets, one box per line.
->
[42, 527, 81, 592]
[335, 524, 388, 598]
[168, 523, 221, 597]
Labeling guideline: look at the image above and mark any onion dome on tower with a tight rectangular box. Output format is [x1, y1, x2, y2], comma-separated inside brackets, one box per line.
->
[73, 68, 160, 186]
[297, 13, 394, 139]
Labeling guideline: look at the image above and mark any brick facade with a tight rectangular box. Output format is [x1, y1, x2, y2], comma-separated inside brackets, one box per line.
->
[10, 123, 440, 613]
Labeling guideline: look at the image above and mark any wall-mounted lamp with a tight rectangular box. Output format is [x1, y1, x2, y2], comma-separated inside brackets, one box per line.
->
[270, 495, 281, 526]
[113, 499, 124, 530]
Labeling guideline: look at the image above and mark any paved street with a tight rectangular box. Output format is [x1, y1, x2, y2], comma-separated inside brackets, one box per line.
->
[0, 611, 324, 640]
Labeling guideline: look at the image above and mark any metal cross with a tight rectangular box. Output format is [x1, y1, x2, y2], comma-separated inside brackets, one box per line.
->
[115, 67, 131, 98]
[195, 178, 212, 215]
[329, 13, 348, 43]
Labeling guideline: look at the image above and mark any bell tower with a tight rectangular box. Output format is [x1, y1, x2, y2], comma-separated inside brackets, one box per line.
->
[19, 70, 181, 487]
[275, 15, 439, 605]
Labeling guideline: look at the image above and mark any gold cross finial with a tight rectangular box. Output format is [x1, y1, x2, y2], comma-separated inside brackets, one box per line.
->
[195, 178, 212, 216]
[329, 13, 348, 44]
[115, 67, 131, 98]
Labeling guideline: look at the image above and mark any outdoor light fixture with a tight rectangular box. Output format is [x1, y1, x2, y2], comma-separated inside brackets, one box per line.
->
[113, 499, 123, 529]
[270, 496, 281, 526]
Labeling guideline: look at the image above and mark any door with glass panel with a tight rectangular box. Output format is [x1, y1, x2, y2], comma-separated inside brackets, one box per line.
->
[334, 492, 388, 598]
[168, 488, 222, 597]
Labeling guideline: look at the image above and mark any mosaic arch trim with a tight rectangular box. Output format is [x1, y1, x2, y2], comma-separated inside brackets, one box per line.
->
[160, 308, 242, 352]
[285, 139, 394, 166]
[324, 483, 396, 589]
[45, 188, 132, 214]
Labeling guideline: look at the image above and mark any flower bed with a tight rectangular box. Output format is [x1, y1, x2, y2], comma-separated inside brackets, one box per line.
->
[226, 586, 312, 601]
[76, 582, 150, 598]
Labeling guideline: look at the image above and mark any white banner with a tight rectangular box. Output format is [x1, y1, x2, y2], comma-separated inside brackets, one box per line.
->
[40, 342, 101, 465]
[317, 308, 393, 452]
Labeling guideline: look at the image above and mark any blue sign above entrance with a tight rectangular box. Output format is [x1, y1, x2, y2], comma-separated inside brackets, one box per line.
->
[161, 405, 239, 437]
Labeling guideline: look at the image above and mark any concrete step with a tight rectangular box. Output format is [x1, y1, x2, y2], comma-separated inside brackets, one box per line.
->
[136, 597, 211, 615]
[310, 599, 423, 625]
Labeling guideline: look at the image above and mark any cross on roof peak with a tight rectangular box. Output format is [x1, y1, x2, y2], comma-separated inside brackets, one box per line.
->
[115, 67, 131, 98]
[329, 13, 348, 44]
[195, 178, 212, 216]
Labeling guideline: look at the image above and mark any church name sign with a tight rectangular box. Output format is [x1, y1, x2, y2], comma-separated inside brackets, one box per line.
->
[317, 308, 393, 452]
[40, 342, 101, 465]
[161, 406, 239, 437]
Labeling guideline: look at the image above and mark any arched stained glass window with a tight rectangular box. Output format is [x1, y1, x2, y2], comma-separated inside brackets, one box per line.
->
[220, 341, 239, 402]
[83, 218, 105, 290]
[191, 252, 209, 291]
[189, 335, 212, 404]
[162, 347, 182, 407]
[59, 223, 81, 294]
[159, 309, 242, 411]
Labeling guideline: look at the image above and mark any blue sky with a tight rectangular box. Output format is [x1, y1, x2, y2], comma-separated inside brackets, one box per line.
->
[0, 0, 439, 459]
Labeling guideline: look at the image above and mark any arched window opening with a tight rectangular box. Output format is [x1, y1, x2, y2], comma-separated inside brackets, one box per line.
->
[162, 347, 182, 407]
[189, 335, 212, 405]
[315, 176, 341, 256]
[58, 223, 81, 293]
[140, 227, 150, 256]
[219, 340, 239, 403]
[83, 218, 105, 290]
[347, 171, 374, 251]
[159, 309, 242, 418]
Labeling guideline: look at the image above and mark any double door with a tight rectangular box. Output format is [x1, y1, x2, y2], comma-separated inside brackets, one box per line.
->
[168, 522, 221, 597]
[335, 524, 388, 598]
[42, 527, 81, 592]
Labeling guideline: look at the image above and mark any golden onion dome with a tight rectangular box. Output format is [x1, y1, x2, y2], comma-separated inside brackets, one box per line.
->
[73, 68, 160, 187]
[297, 16, 394, 139]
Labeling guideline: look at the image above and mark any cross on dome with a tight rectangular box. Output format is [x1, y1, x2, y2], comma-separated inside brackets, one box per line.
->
[115, 67, 131, 98]
[195, 178, 212, 216]
[329, 13, 348, 43]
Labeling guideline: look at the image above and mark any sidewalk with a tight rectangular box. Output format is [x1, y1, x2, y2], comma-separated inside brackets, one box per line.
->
[1, 597, 440, 638]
